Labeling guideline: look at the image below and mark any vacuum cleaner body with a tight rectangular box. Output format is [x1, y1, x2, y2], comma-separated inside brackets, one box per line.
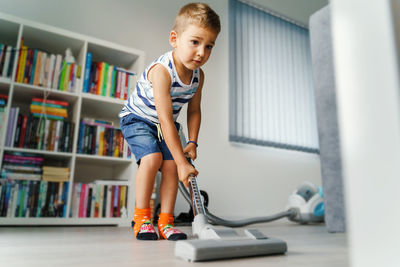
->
[286, 181, 325, 224]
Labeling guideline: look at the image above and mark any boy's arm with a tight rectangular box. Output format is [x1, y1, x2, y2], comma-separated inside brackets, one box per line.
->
[185, 69, 204, 160]
[149, 64, 198, 186]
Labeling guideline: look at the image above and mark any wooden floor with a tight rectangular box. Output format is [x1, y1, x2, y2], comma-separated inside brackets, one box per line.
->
[0, 221, 348, 267]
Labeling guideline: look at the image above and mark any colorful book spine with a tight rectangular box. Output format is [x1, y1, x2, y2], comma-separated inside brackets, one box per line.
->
[83, 52, 92, 93]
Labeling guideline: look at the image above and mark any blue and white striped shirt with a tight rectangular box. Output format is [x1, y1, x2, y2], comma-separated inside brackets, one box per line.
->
[119, 51, 200, 123]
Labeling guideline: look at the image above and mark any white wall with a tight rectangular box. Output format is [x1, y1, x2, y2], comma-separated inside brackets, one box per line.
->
[331, 0, 400, 266]
[0, 0, 322, 217]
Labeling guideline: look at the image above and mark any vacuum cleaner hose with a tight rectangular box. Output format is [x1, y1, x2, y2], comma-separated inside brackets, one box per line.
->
[178, 181, 298, 228]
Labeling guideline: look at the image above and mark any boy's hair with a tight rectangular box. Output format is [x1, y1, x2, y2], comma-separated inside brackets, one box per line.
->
[173, 3, 221, 34]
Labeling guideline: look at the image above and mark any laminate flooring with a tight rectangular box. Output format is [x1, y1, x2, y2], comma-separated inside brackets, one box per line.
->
[0, 221, 348, 267]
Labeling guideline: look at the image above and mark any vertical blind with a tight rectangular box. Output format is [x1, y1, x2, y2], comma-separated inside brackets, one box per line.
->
[229, 0, 319, 153]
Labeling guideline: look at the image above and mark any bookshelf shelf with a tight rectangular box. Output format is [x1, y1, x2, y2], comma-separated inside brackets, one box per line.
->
[0, 12, 145, 226]
[0, 217, 130, 226]
[81, 92, 125, 105]
[75, 154, 134, 165]
[3, 147, 73, 158]
[0, 77, 12, 86]
[13, 82, 79, 103]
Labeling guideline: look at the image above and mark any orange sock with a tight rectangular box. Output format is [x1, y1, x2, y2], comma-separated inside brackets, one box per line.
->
[132, 207, 158, 240]
[157, 213, 187, 241]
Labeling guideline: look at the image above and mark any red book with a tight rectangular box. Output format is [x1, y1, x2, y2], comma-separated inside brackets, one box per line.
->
[115, 71, 121, 99]
[25, 49, 34, 84]
[110, 185, 115, 218]
[124, 73, 129, 100]
[18, 115, 28, 148]
[3, 154, 43, 162]
[32, 97, 69, 107]
[90, 62, 100, 94]
[69, 63, 75, 91]
[78, 184, 85, 218]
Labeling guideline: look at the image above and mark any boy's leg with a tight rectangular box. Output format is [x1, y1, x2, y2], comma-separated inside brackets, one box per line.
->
[159, 159, 178, 213]
[133, 152, 162, 240]
[158, 160, 187, 240]
[135, 153, 162, 209]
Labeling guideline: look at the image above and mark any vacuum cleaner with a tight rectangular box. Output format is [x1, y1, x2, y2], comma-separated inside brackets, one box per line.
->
[174, 170, 325, 261]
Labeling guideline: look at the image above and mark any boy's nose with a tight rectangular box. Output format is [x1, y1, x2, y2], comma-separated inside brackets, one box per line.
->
[197, 48, 205, 57]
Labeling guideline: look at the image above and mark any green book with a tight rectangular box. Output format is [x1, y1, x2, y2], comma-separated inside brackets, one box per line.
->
[102, 63, 109, 96]
[110, 67, 117, 97]
[36, 182, 44, 217]
[37, 119, 46, 150]
[63, 63, 71, 91]
[18, 181, 27, 217]
[58, 61, 67, 90]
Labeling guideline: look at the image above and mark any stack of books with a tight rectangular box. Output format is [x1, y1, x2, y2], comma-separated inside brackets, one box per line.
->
[0, 152, 69, 217]
[77, 117, 130, 158]
[70, 180, 128, 218]
[14, 38, 81, 92]
[42, 166, 69, 182]
[0, 44, 16, 79]
[5, 98, 74, 152]
[1, 152, 43, 181]
[30, 97, 68, 120]
[82, 52, 135, 100]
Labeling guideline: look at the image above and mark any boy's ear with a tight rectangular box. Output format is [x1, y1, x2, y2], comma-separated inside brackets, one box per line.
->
[169, 30, 178, 48]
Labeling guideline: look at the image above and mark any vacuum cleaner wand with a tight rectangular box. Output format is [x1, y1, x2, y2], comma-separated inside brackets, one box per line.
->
[188, 174, 206, 216]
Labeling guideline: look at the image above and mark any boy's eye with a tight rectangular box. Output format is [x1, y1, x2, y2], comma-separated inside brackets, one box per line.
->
[191, 40, 199, 45]
[206, 45, 214, 50]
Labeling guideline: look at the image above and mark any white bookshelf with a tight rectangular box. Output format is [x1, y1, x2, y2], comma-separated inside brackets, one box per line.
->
[0, 12, 145, 226]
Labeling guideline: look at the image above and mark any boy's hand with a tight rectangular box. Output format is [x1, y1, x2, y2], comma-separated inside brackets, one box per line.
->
[178, 162, 198, 187]
[183, 143, 197, 160]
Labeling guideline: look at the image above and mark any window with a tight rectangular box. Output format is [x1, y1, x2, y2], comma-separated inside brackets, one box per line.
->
[229, 0, 319, 153]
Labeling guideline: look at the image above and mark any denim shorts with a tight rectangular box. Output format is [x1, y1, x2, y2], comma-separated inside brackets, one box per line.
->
[120, 113, 180, 164]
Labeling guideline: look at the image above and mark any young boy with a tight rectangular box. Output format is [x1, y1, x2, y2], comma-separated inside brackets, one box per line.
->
[119, 3, 220, 240]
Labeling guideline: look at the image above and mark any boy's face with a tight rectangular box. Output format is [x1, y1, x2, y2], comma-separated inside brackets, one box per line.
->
[170, 24, 218, 70]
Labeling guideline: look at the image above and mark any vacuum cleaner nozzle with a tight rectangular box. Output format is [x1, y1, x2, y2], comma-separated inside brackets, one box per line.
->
[175, 237, 287, 262]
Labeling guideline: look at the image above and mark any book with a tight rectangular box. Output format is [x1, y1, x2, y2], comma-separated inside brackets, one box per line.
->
[52, 54, 62, 89]
[32, 97, 69, 107]
[1, 46, 13, 77]
[42, 55, 51, 87]
[63, 63, 71, 91]
[83, 52, 92, 93]
[9, 107, 20, 146]
[32, 51, 42, 86]
[24, 49, 34, 84]
[106, 64, 113, 97]
[98, 185, 104, 218]
[47, 54, 56, 88]
[97, 62, 105, 95]
[58, 61, 67, 90]
[39, 52, 47, 86]
[29, 50, 38, 84]
[18, 46, 28, 83]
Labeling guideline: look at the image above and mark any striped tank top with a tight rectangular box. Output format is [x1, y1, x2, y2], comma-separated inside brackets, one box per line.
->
[119, 51, 200, 123]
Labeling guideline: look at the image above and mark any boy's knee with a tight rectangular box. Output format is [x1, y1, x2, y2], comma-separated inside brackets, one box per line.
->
[161, 160, 177, 173]
[140, 153, 163, 170]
